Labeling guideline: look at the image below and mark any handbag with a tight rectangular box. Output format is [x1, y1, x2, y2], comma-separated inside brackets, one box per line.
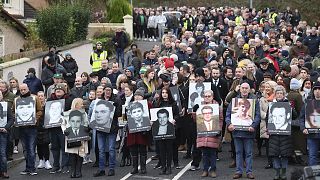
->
[67, 140, 82, 148]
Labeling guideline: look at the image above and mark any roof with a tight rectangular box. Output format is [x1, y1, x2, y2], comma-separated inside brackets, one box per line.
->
[0, 8, 28, 36]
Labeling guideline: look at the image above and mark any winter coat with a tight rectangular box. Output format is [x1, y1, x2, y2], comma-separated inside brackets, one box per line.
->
[23, 76, 43, 95]
[112, 31, 128, 49]
[70, 86, 87, 98]
[303, 35, 320, 57]
[268, 99, 293, 157]
[61, 58, 78, 84]
[259, 97, 270, 139]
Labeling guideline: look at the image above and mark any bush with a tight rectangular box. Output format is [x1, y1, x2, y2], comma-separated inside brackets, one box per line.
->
[106, 0, 132, 23]
[92, 30, 132, 57]
[36, 4, 90, 47]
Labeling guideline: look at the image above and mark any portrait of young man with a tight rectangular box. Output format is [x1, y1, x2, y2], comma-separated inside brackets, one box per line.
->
[152, 108, 175, 140]
[44, 99, 65, 128]
[90, 100, 115, 133]
[127, 100, 150, 133]
[65, 110, 88, 140]
[268, 102, 291, 134]
[15, 96, 36, 126]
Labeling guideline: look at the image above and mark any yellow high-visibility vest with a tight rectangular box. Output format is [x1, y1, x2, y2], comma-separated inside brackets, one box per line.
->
[91, 51, 108, 72]
[235, 16, 243, 26]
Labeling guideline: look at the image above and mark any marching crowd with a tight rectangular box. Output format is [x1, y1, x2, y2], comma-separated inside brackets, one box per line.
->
[0, 5, 320, 180]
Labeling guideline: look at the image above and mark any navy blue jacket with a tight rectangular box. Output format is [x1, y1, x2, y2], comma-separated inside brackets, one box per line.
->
[23, 76, 44, 95]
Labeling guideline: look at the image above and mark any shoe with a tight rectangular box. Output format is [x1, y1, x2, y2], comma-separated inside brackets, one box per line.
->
[174, 163, 182, 169]
[93, 170, 105, 177]
[233, 173, 242, 179]
[247, 173, 255, 179]
[189, 165, 200, 171]
[107, 169, 115, 176]
[151, 155, 159, 160]
[62, 167, 69, 173]
[209, 171, 217, 178]
[44, 160, 52, 170]
[20, 170, 30, 175]
[274, 168, 280, 180]
[265, 164, 272, 169]
[201, 171, 208, 177]
[49, 167, 61, 174]
[153, 38, 157, 42]
[37, 160, 45, 169]
[229, 161, 236, 168]
[178, 145, 186, 151]
[82, 158, 88, 165]
[280, 168, 287, 180]
[2, 172, 9, 178]
[131, 156, 138, 174]
[140, 155, 147, 174]
[13, 146, 18, 154]
[126, 157, 131, 166]
[183, 154, 191, 159]
[30, 171, 38, 176]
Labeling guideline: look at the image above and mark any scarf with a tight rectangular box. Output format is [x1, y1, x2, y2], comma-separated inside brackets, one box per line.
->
[143, 79, 155, 93]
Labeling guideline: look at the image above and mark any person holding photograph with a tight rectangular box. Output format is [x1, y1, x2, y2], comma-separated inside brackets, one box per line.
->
[89, 83, 120, 177]
[14, 84, 43, 176]
[126, 88, 151, 174]
[195, 90, 223, 178]
[64, 98, 89, 178]
[300, 81, 320, 166]
[152, 87, 179, 175]
[268, 85, 294, 180]
[226, 82, 260, 179]
[0, 91, 14, 178]
[47, 83, 75, 174]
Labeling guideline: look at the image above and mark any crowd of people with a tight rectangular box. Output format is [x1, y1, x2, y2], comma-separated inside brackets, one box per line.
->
[0, 5, 320, 180]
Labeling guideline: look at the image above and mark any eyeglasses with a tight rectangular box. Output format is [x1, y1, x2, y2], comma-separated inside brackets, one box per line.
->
[204, 95, 212, 98]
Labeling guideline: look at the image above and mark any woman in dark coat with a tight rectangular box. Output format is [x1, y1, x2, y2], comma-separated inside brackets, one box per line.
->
[268, 85, 294, 180]
[61, 52, 78, 89]
[152, 87, 179, 175]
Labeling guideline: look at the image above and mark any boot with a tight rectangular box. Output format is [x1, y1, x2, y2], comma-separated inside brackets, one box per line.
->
[131, 156, 138, 174]
[166, 166, 172, 175]
[140, 155, 147, 174]
[75, 157, 83, 178]
[70, 157, 76, 178]
[273, 168, 280, 180]
[280, 168, 287, 180]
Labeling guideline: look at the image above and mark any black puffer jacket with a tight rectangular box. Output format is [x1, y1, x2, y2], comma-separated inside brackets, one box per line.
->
[268, 99, 293, 157]
[61, 58, 78, 84]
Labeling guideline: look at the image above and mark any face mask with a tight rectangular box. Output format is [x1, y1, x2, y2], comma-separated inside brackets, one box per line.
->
[28, 73, 35, 78]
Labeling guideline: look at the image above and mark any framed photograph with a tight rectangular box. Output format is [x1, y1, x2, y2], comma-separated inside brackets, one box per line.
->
[196, 104, 221, 137]
[44, 99, 65, 128]
[0, 102, 8, 128]
[65, 110, 90, 142]
[127, 100, 151, 133]
[150, 107, 175, 140]
[15, 96, 36, 127]
[268, 102, 292, 135]
[231, 98, 256, 131]
[188, 82, 211, 112]
[89, 100, 115, 133]
[305, 100, 320, 133]
[170, 86, 182, 113]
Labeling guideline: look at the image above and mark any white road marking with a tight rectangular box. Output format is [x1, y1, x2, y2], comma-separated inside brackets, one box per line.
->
[120, 157, 152, 180]
[171, 161, 192, 180]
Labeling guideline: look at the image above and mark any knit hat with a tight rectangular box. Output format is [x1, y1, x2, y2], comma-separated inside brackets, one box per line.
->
[170, 54, 178, 63]
[55, 83, 67, 92]
[194, 68, 205, 78]
[159, 73, 171, 82]
[243, 43, 249, 50]
[139, 67, 147, 75]
[53, 73, 63, 79]
[126, 66, 134, 75]
[164, 58, 175, 69]
[65, 51, 71, 57]
[296, 37, 303, 43]
[290, 78, 301, 90]
[134, 88, 145, 97]
[313, 81, 320, 90]
[281, 50, 289, 58]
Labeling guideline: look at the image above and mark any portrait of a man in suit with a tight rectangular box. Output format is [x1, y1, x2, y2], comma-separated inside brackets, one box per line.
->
[66, 110, 88, 139]
[16, 97, 35, 125]
[91, 100, 114, 132]
[197, 105, 215, 132]
[152, 108, 175, 139]
[268, 102, 291, 131]
[127, 101, 150, 132]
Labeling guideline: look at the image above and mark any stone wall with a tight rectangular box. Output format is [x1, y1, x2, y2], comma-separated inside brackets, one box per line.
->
[0, 40, 93, 83]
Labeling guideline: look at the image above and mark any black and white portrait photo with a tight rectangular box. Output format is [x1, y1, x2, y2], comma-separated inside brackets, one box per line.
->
[170, 86, 182, 113]
[44, 99, 65, 128]
[127, 100, 151, 133]
[65, 110, 90, 142]
[15, 96, 36, 126]
[231, 98, 255, 131]
[268, 102, 292, 135]
[0, 102, 8, 128]
[196, 104, 221, 136]
[305, 100, 320, 133]
[150, 107, 175, 140]
[188, 82, 211, 111]
[89, 99, 115, 133]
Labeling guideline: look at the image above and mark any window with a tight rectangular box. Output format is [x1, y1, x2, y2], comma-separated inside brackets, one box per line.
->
[1, 0, 10, 4]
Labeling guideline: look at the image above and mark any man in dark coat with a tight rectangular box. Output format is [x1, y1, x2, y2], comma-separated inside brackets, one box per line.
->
[23, 68, 44, 95]
[112, 28, 128, 68]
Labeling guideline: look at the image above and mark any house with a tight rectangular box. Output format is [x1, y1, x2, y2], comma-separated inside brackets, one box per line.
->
[0, 8, 27, 57]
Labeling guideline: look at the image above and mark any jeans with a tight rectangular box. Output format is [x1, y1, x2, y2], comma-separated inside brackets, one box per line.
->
[20, 127, 37, 172]
[307, 138, 320, 166]
[234, 137, 254, 174]
[201, 147, 217, 172]
[158, 24, 165, 40]
[116, 48, 125, 67]
[0, 132, 8, 172]
[272, 157, 288, 169]
[97, 131, 116, 171]
[49, 128, 69, 169]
